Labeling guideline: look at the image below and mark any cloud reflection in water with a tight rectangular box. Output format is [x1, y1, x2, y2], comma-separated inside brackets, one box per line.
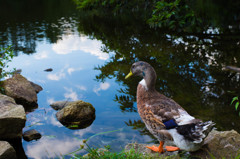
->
[93, 82, 110, 96]
[52, 34, 109, 60]
[26, 137, 83, 159]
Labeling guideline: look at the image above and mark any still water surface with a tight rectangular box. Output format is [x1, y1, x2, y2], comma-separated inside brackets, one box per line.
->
[1, 0, 240, 158]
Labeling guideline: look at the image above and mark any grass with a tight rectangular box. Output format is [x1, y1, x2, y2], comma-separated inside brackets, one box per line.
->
[61, 128, 177, 159]
[60, 128, 240, 159]
[63, 143, 176, 159]
[62, 140, 240, 159]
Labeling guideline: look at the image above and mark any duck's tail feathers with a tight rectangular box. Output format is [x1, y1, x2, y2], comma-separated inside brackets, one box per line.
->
[176, 121, 215, 144]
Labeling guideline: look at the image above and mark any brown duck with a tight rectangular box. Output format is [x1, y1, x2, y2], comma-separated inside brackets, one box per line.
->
[125, 61, 214, 153]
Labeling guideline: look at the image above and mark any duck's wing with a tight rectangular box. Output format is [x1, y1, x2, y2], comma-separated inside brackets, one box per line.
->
[146, 92, 215, 145]
[140, 105, 174, 140]
[138, 93, 182, 140]
[149, 93, 198, 127]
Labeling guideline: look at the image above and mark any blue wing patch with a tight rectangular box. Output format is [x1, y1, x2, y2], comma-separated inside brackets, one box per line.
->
[163, 119, 178, 129]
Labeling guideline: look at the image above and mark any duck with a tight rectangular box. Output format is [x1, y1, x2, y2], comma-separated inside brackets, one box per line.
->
[125, 61, 215, 153]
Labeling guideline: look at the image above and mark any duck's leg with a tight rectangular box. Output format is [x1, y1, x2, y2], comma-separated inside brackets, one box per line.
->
[146, 141, 180, 153]
[146, 141, 164, 153]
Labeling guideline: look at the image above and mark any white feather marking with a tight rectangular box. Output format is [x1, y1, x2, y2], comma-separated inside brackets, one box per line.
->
[193, 121, 214, 143]
[168, 129, 202, 151]
[139, 79, 148, 90]
[175, 109, 195, 125]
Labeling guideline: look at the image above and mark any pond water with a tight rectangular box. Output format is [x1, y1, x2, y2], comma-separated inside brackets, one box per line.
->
[1, 0, 240, 158]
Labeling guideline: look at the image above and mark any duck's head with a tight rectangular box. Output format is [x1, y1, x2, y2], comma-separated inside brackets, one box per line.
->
[125, 61, 157, 90]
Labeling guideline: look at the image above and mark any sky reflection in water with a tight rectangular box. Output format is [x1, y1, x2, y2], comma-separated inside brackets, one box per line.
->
[8, 32, 149, 158]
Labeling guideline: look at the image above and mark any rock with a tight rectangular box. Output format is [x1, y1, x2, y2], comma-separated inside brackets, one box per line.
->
[124, 143, 179, 158]
[0, 94, 26, 140]
[8, 138, 27, 159]
[56, 100, 95, 129]
[0, 141, 17, 159]
[2, 74, 39, 110]
[50, 101, 74, 110]
[23, 129, 41, 142]
[29, 81, 43, 93]
[44, 68, 53, 72]
[192, 129, 240, 159]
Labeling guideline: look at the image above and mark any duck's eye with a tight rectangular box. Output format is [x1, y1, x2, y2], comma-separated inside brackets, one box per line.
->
[132, 65, 135, 69]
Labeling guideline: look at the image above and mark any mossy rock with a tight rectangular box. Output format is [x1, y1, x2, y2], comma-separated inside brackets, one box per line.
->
[192, 130, 240, 159]
[56, 100, 95, 129]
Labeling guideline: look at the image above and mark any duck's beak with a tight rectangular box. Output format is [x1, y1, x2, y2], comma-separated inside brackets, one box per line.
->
[125, 70, 133, 79]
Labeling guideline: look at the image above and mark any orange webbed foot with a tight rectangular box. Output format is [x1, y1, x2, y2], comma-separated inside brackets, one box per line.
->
[146, 141, 164, 153]
[146, 145, 164, 153]
[165, 146, 180, 151]
[146, 141, 180, 153]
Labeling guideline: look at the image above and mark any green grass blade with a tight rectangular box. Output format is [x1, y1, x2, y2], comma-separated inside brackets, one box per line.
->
[231, 96, 239, 105]
[86, 127, 124, 142]
[235, 102, 240, 110]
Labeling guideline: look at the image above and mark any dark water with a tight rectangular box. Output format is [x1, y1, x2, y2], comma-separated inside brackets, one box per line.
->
[1, 0, 240, 158]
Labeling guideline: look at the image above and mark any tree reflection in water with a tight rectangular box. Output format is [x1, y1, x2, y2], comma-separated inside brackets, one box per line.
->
[74, 8, 240, 133]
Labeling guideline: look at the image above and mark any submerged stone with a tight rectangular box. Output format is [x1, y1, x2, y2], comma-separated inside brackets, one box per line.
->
[0, 94, 26, 140]
[44, 68, 53, 72]
[56, 100, 95, 129]
[23, 129, 42, 142]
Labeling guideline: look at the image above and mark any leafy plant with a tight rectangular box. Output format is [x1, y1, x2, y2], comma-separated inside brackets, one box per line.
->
[0, 46, 15, 93]
[148, 0, 202, 32]
[231, 96, 240, 116]
[0, 46, 15, 80]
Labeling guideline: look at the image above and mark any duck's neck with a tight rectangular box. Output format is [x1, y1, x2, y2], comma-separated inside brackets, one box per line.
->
[140, 67, 157, 91]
